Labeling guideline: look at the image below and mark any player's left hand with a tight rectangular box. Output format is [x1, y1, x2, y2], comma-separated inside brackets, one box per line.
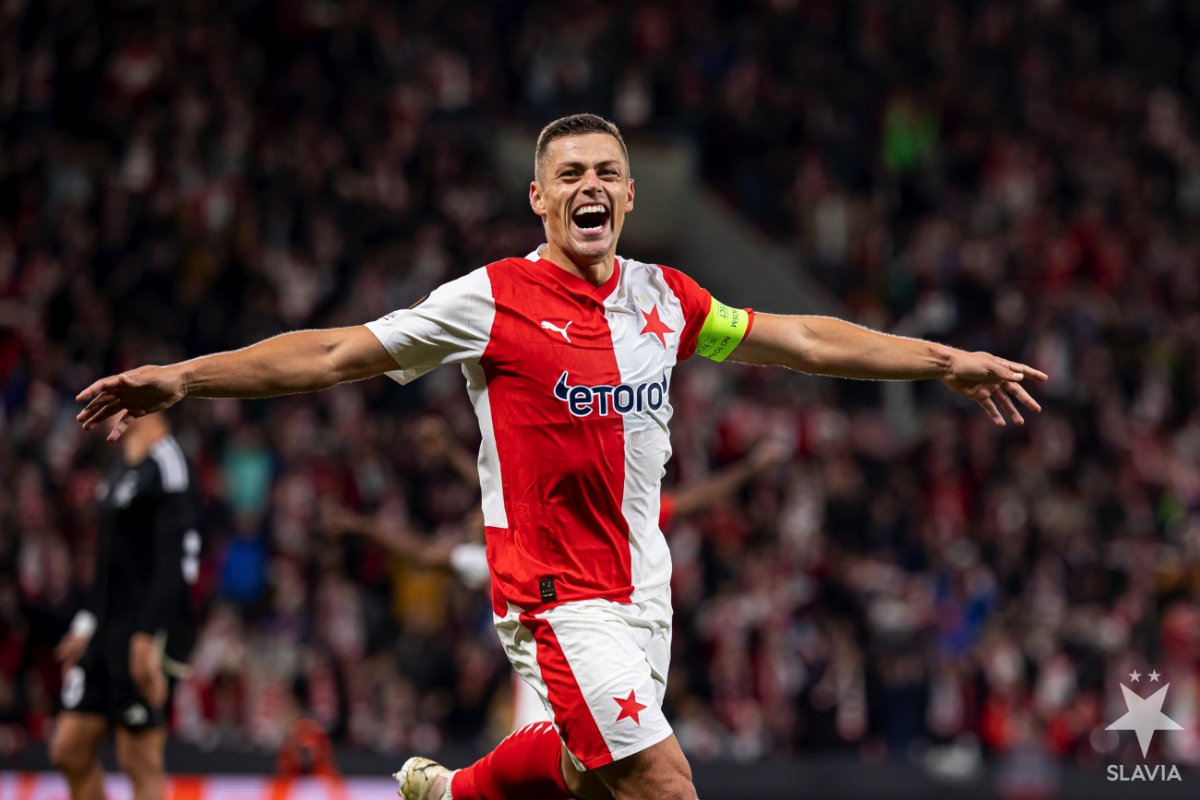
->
[940, 352, 1048, 426]
[129, 632, 168, 708]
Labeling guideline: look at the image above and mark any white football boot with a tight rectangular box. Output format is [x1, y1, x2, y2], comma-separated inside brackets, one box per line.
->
[394, 756, 456, 800]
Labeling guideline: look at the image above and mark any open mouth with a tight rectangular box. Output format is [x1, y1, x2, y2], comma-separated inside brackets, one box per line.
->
[571, 204, 610, 235]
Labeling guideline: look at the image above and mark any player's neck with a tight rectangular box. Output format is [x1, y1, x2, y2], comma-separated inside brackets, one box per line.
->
[122, 419, 170, 464]
[540, 243, 614, 286]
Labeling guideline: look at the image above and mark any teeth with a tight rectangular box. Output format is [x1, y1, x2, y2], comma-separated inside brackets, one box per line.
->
[574, 204, 607, 216]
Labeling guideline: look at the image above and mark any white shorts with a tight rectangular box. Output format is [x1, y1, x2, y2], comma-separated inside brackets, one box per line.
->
[494, 591, 674, 770]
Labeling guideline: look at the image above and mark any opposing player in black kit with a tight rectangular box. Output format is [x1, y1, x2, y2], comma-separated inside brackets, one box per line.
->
[50, 413, 201, 800]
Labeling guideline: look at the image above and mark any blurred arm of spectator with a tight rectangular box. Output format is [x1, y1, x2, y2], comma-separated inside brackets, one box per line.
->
[413, 416, 479, 488]
[322, 502, 492, 591]
[732, 314, 1047, 426]
[320, 501, 461, 571]
[77, 327, 397, 440]
[668, 440, 789, 518]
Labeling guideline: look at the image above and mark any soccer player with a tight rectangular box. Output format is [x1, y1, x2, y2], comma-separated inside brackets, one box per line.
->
[74, 114, 1046, 800]
[50, 413, 200, 800]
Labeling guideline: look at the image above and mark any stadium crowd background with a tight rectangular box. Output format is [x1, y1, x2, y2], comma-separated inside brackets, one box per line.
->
[3, 0, 1200, 777]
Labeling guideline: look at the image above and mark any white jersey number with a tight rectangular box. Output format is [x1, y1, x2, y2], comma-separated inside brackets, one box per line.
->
[181, 530, 201, 585]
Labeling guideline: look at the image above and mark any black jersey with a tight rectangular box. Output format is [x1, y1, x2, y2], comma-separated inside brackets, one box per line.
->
[88, 434, 201, 665]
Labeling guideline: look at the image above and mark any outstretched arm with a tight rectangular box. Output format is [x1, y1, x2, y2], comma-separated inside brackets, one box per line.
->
[77, 326, 395, 440]
[732, 313, 1047, 426]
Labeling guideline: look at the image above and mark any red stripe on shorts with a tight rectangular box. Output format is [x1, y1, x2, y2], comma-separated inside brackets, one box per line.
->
[520, 611, 613, 768]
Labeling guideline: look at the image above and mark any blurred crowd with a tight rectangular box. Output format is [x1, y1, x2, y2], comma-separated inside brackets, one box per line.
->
[3, 0, 1200, 776]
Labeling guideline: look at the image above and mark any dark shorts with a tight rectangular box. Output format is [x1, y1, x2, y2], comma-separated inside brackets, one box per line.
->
[61, 636, 171, 731]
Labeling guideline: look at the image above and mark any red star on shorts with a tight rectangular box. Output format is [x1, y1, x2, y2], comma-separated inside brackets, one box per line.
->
[640, 305, 674, 348]
[614, 690, 647, 725]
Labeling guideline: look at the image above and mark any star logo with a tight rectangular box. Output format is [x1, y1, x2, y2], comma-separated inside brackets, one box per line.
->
[1106, 680, 1184, 757]
[639, 305, 674, 348]
[614, 690, 647, 726]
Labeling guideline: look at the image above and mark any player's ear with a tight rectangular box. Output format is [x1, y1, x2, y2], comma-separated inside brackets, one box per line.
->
[625, 178, 635, 213]
[530, 181, 546, 219]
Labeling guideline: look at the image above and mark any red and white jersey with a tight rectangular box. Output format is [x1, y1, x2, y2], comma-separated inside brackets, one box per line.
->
[367, 251, 751, 615]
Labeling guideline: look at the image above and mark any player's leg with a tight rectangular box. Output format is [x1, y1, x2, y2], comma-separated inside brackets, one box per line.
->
[396, 602, 562, 800]
[588, 734, 694, 800]
[115, 726, 167, 800]
[400, 727, 691, 800]
[52, 656, 112, 800]
[398, 720, 596, 800]
[49, 712, 109, 800]
[111, 661, 172, 800]
[582, 596, 694, 800]
[394, 599, 610, 800]
[398, 596, 692, 800]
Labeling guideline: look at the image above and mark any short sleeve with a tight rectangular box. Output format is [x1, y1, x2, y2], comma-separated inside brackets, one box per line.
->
[659, 266, 754, 362]
[659, 266, 712, 361]
[366, 268, 495, 385]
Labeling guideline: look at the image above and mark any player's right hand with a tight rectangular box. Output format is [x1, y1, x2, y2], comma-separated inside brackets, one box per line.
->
[129, 632, 168, 708]
[76, 365, 186, 441]
[54, 633, 89, 670]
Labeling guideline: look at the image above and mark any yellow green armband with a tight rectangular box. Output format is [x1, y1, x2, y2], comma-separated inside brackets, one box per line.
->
[695, 297, 752, 362]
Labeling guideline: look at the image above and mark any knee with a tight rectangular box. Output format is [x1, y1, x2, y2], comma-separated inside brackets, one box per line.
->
[49, 734, 92, 777]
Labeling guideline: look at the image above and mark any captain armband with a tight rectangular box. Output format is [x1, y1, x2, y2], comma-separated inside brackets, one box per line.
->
[695, 298, 752, 362]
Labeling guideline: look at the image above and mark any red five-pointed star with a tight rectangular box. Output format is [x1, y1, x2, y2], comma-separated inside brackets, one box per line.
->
[614, 690, 647, 725]
[640, 305, 674, 348]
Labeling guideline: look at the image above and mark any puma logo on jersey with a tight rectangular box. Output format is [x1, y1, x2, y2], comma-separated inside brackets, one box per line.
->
[554, 371, 667, 417]
[540, 320, 573, 343]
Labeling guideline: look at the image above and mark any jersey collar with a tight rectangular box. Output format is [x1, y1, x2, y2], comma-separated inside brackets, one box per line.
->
[526, 248, 621, 303]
